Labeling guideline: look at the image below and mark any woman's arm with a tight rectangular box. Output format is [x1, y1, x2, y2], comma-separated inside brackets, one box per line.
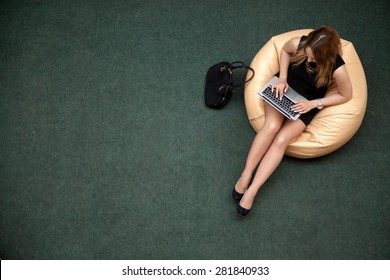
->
[292, 65, 352, 113]
[273, 37, 301, 99]
[320, 65, 353, 107]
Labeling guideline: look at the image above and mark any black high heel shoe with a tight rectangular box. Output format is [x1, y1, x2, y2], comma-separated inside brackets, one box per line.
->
[232, 176, 251, 202]
[232, 188, 244, 202]
[237, 204, 251, 216]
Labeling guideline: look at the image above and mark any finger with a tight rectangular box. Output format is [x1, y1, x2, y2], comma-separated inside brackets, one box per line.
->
[279, 86, 285, 99]
[292, 103, 303, 112]
[272, 86, 278, 97]
[291, 103, 300, 110]
[274, 87, 280, 98]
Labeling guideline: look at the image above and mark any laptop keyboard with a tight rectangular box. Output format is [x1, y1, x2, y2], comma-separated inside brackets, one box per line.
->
[261, 85, 299, 119]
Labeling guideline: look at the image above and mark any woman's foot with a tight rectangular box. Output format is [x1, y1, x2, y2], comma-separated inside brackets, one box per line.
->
[232, 188, 244, 202]
[237, 190, 255, 216]
[237, 204, 251, 216]
[232, 173, 251, 202]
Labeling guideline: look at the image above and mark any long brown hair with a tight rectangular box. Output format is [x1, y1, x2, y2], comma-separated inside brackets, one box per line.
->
[291, 26, 342, 88]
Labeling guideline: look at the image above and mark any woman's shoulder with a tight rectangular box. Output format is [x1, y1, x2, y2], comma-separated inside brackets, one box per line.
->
[333, 54, 345, 71]
[299, 35, 307, 45]
[284, 36, 303, 53]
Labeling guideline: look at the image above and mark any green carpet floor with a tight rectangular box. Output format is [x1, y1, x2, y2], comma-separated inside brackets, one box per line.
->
[1, 0, 389, 259]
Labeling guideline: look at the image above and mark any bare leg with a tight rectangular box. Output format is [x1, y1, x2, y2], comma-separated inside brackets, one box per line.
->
[235, 103, 285, 193]
[239, 119, 306, 209]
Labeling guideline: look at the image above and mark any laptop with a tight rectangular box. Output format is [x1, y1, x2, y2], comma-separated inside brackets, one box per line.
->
[257, 76, 307, 121]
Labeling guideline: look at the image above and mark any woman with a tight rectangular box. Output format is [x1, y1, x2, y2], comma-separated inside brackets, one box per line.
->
[233, 26, 352, 216]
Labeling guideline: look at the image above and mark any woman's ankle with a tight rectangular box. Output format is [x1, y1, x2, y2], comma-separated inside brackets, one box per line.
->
[235, 172, 251, 193]
[239, 190, 255, 209]
[241, 170, 252, 181]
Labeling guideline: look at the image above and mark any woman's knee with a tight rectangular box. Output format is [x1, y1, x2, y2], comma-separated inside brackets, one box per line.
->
[270, 119, 306, 149]
[261, 120, 283, 136]
[273, 134, 290, 149]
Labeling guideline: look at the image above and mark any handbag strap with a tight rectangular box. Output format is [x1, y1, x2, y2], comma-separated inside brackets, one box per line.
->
[224, 61, 255, 88]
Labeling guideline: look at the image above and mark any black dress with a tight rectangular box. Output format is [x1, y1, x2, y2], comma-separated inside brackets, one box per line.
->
[278, 36, 345, 126]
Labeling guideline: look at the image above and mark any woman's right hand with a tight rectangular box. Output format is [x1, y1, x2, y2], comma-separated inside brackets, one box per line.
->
[272, 77, 289, 100]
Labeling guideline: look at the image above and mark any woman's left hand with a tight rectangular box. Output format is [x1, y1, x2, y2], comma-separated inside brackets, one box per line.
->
[291, 100, 316, 114]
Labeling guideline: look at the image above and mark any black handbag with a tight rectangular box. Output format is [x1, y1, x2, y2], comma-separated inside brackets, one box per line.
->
[204, 61, 255, 109]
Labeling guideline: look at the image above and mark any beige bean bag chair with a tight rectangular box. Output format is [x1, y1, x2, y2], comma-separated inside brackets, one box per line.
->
[244, 29, 367, 158]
